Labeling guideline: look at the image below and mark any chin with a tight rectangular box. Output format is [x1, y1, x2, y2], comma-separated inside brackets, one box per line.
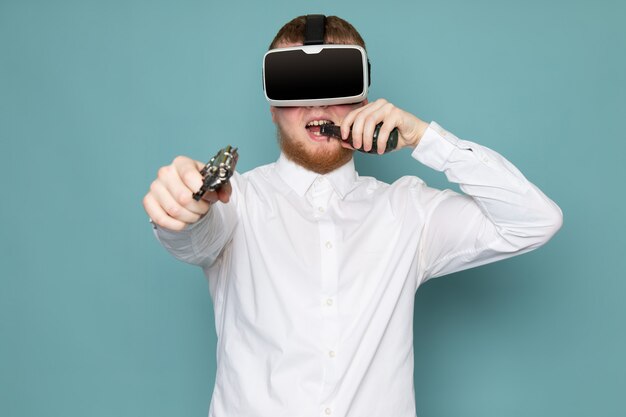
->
[277, 129, 353, 174]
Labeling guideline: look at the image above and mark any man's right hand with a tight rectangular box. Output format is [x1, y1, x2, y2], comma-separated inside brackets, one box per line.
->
[142, 156, 232, 231]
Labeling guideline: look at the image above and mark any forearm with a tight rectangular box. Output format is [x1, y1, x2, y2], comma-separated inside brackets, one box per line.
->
[413, 122, 563, 278]
[153, 203, 237, 268]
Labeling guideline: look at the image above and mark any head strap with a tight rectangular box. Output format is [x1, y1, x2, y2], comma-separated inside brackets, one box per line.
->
[304, 14, 326, 45]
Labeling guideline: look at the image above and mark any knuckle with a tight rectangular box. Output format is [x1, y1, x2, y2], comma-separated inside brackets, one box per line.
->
[173, 155, 188, 165]
[177, 191, 191, 206]
[142, 194, 151, 209]
[165, 204, 181, 217]
[182, 170, 199, 187]
[157, 165, 172, 180]
[150, 214, 161, 226]
[151, 213, 167, 227]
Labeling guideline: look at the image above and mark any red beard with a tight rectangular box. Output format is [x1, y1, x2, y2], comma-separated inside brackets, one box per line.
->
[277, 128, 353, 174]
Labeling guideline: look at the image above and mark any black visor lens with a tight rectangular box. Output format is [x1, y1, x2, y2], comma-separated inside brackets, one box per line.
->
[265, 48, 364, 101]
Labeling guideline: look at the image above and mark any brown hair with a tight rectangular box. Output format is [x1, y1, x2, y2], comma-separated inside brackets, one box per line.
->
[269, 15, 366, 50]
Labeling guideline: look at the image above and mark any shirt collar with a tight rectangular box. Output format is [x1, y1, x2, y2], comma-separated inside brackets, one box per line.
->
[275, 152, 358, 199]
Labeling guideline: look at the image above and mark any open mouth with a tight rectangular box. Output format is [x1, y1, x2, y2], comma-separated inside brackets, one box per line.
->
[305, 119, 334, 137]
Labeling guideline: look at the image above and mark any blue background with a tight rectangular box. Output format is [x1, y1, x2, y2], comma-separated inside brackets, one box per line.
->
[1, 0, 625, 416]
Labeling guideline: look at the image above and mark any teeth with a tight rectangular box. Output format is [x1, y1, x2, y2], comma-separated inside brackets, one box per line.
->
[306, 120, 333, 127]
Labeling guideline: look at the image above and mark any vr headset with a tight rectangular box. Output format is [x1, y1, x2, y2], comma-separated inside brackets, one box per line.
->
[263, 15, 370, 107]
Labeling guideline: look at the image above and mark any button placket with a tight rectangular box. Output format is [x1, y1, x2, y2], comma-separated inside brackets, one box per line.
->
[312, 178, 341, 399]
[310, 176, 331, 218]
[319, 216, 338, 352]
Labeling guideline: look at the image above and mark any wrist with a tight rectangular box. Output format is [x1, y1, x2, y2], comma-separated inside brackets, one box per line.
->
[407, 119, 430, 149]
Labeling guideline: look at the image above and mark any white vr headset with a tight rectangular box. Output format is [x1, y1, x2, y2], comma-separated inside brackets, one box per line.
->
[262, 15, 371, 107]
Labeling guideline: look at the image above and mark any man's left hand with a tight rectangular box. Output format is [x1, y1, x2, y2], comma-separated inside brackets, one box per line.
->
[339, 99, 430, 154]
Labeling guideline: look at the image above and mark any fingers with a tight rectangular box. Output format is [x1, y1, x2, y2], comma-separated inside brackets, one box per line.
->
[375, 112, 402, 154]
[342, 99, 393, 153]
[341, 99, 425, 153]
[143, 192, 187, 231]
[161, 160, 211, 211]
[171, 156, 205, 203]
[143, 155, 216, 230]
[149, 180, 203, 224]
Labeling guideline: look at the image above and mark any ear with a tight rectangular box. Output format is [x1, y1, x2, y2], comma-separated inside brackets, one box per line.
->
[270, 106, 277, 123]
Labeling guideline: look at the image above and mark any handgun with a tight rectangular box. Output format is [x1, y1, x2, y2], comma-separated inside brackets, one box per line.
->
[192, 145, 239, 201]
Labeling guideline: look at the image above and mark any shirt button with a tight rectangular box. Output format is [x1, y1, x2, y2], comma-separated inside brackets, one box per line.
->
[325, 408, 332, 415]
[329, 350, 336, 358]
[325, 241, 333, 249]
[318, 206, 325, 213]
[326, 298, 334, 306]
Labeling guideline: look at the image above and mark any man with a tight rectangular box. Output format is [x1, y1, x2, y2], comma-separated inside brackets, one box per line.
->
[143, 15, 562, 417]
